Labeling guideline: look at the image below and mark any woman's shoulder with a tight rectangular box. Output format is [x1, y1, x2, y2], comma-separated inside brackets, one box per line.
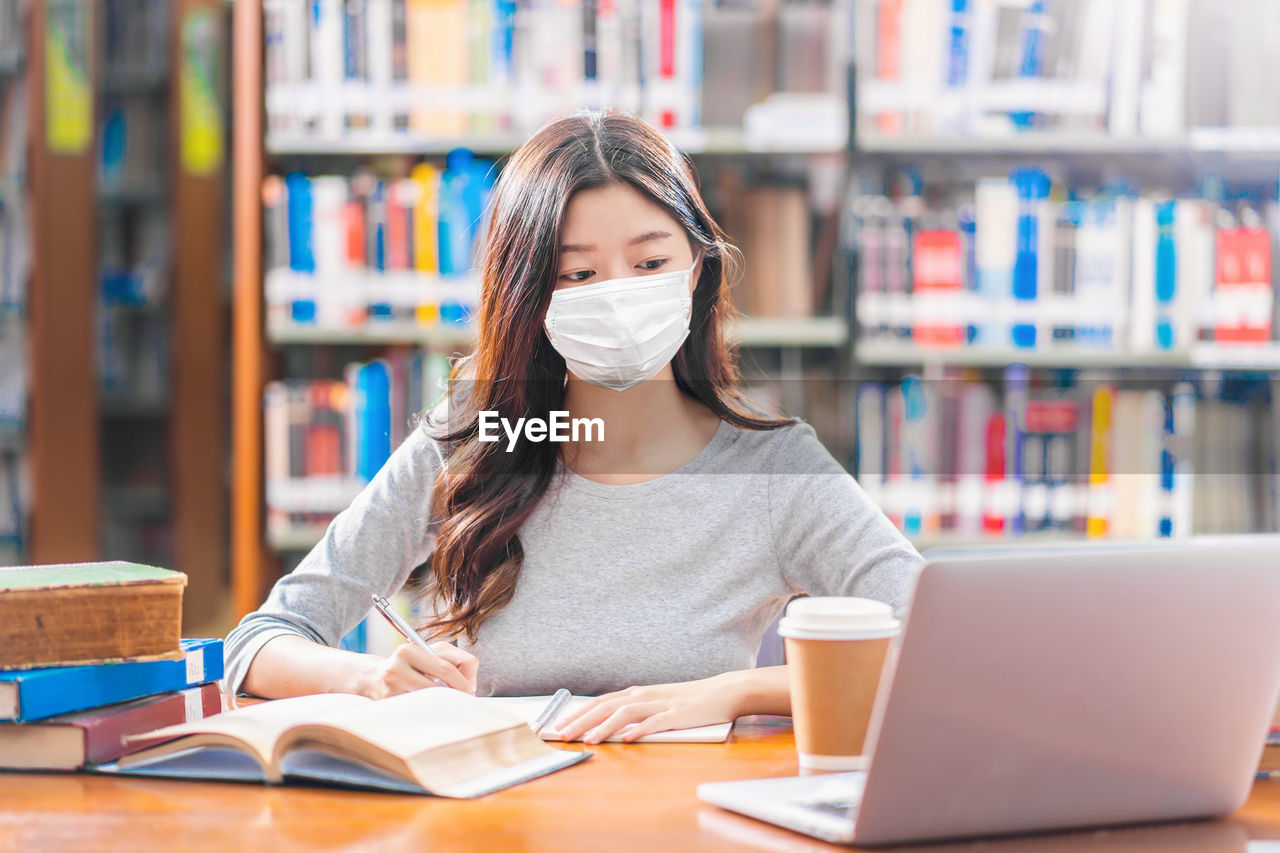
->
[718, 419, 839, 475]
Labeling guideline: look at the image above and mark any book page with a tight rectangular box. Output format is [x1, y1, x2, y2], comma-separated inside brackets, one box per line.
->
[287, 688, 531, 762]
[126, 693, 371, 768]
[479, 695, 735, 743]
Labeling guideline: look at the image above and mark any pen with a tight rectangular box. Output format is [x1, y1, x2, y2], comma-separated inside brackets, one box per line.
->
[531, 688, 573, 737]
[369, 593, 450, 689]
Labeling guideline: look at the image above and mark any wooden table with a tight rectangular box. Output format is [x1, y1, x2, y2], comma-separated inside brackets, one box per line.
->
[2, 717, 1279, 853]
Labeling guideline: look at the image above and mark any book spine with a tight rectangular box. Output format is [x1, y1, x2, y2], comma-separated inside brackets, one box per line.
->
[1108, 0, 1146, 136]
[82, 683, 223, 765]
[974, 178, 1017, 346]
[1010, 168, 1050, 349]
[367, 0, 394, 133]
[955, 382, 994, 537]
[8, 639, 224, 723]
[911, 228, 965, 347]
[875, 0, 903, 135]
[1153, 199, 1178, 350]
[285, 172, 317, 323]
[311, 0, 345, 136]
[1004, 364, 1029, 536]
[411, 163, 441, 324]
[1139, 0, 1189, 137]
[354, 360, 393, 482]
[982, 411, 1006, 535]
[1086, 385, 1115, 539]
[1129, 196, 1157, 352]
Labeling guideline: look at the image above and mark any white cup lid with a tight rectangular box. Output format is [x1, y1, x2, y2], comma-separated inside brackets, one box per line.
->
[777, 597, 900, 639]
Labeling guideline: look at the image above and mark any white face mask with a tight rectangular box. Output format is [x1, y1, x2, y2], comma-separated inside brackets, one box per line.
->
[543, 257, 698, 392]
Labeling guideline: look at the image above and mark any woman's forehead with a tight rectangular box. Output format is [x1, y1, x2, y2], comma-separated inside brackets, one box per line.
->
[560, 184, 681, 245]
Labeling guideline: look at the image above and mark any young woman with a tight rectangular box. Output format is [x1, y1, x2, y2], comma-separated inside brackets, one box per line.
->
[225, 110, 923, 744]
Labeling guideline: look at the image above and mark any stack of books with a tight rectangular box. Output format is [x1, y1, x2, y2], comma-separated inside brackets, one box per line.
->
[0, 561, 224, 771]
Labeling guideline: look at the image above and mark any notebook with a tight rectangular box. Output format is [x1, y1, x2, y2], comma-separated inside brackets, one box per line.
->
[96, 689, 588, 798]
[481, 695, 734, 743]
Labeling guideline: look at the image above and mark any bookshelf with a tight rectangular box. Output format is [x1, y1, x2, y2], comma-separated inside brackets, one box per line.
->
[0, 1, 228, 628]
[844, 0, 1280, 549]
[231, 0, 861, 614]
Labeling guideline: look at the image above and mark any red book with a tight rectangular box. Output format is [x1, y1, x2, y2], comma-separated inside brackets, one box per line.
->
[912, 229, 965, 347]
[876, 0, 903, 135]
[387, 181, 412, 271]
[1215, 226, 1273, 344]
[983, 413, 1007, 534]
[307, 383, 344, 478]
[0, 683, 221, 770]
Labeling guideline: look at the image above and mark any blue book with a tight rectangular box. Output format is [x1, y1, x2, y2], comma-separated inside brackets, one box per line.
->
[1010, 0, 1046, 128]
[947, 0, 971, 88]
[1154, 199, 1178, 350]
[354, 360, 392, 483]
[0, 638, 224, 723]
[1011, 168, 1050, 349]
[285, 172, 317, 323]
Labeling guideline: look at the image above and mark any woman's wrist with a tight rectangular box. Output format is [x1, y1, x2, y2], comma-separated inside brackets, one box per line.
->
[714, 666, 791, 719]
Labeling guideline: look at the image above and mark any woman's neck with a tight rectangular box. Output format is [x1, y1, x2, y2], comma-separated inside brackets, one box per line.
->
[560, 368, 721, 483]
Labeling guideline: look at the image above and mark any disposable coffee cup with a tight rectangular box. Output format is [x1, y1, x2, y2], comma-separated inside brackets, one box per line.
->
[779, 597, 900, 771]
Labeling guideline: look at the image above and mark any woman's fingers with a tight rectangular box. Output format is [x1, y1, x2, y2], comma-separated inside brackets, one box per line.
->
[557, 693, 663, 744]
[430, 642, 479, 693]
[392, 644, 472, 692]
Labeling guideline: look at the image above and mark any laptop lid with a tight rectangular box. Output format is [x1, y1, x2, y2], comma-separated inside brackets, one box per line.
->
[852, 537, 1280, 847]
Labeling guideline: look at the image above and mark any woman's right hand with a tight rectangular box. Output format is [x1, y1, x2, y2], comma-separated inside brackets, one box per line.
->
[356, 642, 478, 699]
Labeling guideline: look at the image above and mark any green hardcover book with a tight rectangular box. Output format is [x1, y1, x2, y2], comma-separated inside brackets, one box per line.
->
[0, 561, 186, 669]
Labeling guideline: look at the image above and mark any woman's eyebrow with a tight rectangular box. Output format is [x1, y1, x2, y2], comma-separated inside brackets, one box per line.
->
[559, 230, 673, 255]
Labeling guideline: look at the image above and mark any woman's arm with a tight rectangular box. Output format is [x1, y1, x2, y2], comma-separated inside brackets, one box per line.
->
[555, 666, 791, 743]
[225, 427, 462, 698]
[242, 634, 478, 699]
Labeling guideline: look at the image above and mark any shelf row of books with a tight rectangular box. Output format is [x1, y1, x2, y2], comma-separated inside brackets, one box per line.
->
[264, 0, 846, 146]
[855, 370, 1280, 544]
[264, 154, 494, 329]
[264, 351, 452, 542]
[851, 168, 1280, 357]
[0, 562, 224, 772]
[854, 0, 1280, 140]
[267, 160, 846, 334]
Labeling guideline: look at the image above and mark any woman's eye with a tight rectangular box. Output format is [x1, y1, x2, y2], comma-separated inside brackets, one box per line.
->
[561, 270, 593, 283]
[639, 258, 668, 271]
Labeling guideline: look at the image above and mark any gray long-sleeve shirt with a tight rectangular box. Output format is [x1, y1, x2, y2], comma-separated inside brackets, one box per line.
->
[223, 418, 924, 697]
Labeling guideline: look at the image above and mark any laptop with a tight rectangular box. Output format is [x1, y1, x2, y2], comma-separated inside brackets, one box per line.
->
[698, 537, 1280, 847]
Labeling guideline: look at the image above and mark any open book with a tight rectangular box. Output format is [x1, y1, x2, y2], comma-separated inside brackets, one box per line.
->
[480, 695, 734, 743]
[97, 689, 589, 798]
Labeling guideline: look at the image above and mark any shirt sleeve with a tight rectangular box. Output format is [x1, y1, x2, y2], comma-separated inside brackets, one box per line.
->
[222, 425, 445, 694]
[767, 422, 924, 618]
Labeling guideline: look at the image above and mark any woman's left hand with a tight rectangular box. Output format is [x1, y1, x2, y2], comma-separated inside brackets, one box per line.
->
[554, 674, 744, 744]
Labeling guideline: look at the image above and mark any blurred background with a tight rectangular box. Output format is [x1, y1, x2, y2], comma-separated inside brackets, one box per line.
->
[0, 0, 1278, 643]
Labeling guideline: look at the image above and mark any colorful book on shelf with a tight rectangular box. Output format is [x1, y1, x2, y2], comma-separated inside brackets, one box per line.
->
[0, 637, 223, 723]
[0, 683, 222, 771]
[102, 689, 590, 798]
[0, 562, 186, 670]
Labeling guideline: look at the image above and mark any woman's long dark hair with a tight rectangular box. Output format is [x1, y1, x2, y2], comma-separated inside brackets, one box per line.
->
[422, 110, 792, 641]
